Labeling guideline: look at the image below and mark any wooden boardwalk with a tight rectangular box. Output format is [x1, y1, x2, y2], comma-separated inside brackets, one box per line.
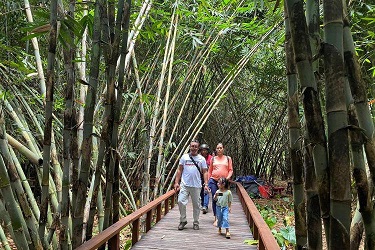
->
[131, 191, 257, 249]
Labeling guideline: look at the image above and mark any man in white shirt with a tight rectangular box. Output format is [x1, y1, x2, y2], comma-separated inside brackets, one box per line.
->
[174, 140, 209, 230]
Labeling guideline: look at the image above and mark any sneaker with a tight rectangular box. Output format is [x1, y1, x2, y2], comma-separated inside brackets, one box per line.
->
[178, 221, 187, 230]
[226, 232, 231, 239]
[202, 207, 207, 214]
[193, 224, 199, 230]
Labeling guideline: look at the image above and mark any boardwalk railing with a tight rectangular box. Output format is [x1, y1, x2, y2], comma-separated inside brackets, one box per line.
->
[77, 182, 280, 250]
[232, 181, 280, 250]
[76, 190, 176, 250]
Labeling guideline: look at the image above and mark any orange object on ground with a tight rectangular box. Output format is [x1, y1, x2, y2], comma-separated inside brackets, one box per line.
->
[259, 185, 272, 199]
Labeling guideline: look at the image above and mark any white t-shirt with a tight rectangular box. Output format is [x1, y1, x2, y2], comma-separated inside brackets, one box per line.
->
[179, 153, 207, 188]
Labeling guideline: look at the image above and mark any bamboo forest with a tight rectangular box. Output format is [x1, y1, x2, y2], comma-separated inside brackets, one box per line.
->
[0, 0, 374, 249]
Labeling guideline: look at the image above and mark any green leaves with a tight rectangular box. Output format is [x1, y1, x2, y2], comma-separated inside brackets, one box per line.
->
[272, 226, 296, 247]
[279, 226, 296, 244]
[243, 239, 259, 245]
[21, 7, 93, 49]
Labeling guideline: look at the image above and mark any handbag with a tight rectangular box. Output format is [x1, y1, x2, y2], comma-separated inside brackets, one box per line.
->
[189, 154, 204, 186]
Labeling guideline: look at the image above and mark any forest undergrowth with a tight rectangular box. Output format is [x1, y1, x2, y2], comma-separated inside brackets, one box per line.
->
[254, 180, 365, 250]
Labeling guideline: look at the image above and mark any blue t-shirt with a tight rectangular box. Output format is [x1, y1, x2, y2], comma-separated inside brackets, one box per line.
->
[179, 153, 207, 188]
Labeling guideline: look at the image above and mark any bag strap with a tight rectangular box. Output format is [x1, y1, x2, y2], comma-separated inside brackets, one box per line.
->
[189, 154, 202, 174]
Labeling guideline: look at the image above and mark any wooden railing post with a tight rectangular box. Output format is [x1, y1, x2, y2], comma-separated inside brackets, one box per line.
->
[108, 233, 119, 249]
[156, 203, 162, 222]
[146, 210, 153, 232]
[132, 218, 140, 245]
[170, 194, 175, 208]
[164, 197, 170, 214]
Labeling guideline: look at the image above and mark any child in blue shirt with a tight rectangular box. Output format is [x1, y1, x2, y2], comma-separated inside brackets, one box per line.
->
[213, 177, 233, 239]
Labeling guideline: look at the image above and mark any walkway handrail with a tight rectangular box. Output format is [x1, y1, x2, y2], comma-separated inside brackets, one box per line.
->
[232, 181, 280, 250]
[76, 189, 177, 250]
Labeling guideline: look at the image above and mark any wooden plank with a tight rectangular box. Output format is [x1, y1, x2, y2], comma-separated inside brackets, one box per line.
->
[131, 192, 257, 249]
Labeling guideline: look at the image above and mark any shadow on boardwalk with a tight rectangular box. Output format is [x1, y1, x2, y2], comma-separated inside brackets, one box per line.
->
[131, 191, 257, 249]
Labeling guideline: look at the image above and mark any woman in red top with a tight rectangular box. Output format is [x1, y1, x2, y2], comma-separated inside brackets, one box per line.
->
[208, 143, 233, 225]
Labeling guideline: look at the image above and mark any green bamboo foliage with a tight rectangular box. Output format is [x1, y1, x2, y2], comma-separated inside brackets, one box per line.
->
[322, 0, 351, 247]
[39, 0, 58, 246]
[0, 106, 28, 249]
[285, 7, 307, 248]
[285, 0, 331, 244]
[72, 0, 103, 246]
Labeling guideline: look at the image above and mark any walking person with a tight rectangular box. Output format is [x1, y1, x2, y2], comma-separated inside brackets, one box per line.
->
[174, 140, 209, 230]
[199, 143, 212, 214]
[214, 177, 233, 239]
[208, 143, 233, 226]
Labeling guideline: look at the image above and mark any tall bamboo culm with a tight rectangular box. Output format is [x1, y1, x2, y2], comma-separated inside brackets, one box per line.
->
[323, 0, 351, 247]
[285, 0, 330, 245]
[72, 0, 103, 247]
[39, 0, 58, 248]
[285, 6, 307, 248]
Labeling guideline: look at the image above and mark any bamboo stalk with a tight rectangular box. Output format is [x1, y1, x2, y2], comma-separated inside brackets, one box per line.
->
[9, 146, 40, 219]
[6, 133, 42, 165]
[108, 0, 131, 227]
[0, 198, 15, 243]
[23, 0, 47, 95]
[11, 85, 44, 138]
[39, 0, 58, 246]
[154, 9, 178, 199]
[0, 224, 11, 250]
[0, 107, 28, 249]
[73, 0, 103, 246]
[3, 98, 40, 155]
